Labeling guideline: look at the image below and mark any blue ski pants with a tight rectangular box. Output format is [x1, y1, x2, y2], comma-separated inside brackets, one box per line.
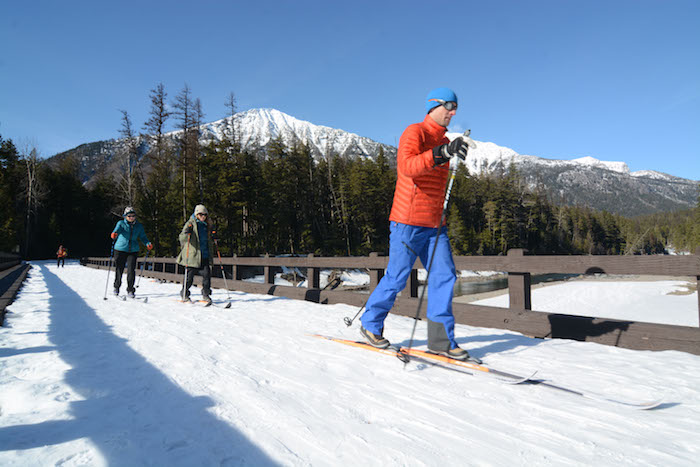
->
[360, 222, 458, 351]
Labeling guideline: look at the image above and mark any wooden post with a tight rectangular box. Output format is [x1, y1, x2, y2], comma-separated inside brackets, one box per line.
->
[307, 253, 320, 289]
[507, 249, 531, 310]
[232, 255, 241, 281]
[264, 254, 274, 284]
[696, 248, 700, 327]
[369, 252, 383, 291]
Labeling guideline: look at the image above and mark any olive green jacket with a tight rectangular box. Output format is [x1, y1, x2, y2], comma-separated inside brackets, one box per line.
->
[176, 215, 215, 268]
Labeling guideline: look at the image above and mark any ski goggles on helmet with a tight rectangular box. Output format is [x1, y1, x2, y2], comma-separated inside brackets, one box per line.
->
[429, 98, 458, 111]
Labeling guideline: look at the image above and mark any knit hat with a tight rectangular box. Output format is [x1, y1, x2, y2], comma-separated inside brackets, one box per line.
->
[194, 204, 208, 216]
[123, 206, 136, 217]
[426, 87, 458, 113]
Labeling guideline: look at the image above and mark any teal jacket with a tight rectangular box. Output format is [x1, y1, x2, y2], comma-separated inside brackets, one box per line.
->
[112, 219, 150, 253]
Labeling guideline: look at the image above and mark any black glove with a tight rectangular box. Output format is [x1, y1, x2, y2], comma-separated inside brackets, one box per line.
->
[432, 137, 470, 165]
[211, 229, 218, 241]
[184, 225, 193, 234]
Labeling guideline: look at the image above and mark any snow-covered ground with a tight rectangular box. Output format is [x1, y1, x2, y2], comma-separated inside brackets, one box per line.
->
[472, 278, 699, 327]
[1, 261, 699, 466]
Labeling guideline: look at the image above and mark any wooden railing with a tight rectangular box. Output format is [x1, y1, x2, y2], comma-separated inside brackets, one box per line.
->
[0, 252, 30, 326]
[82, 249, 700, 355]
[0, 252, 21, 272]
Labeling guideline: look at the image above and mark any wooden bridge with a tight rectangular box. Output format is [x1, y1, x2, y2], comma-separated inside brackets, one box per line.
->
[82, 249, 700, 355]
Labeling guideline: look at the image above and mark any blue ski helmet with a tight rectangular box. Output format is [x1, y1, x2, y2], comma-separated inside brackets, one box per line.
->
[426, 87, 458, 113]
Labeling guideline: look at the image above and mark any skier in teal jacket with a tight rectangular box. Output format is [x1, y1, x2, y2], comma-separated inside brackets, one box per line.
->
[110, 206, 152, 298]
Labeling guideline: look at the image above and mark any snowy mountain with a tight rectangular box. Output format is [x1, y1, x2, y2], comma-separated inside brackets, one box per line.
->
[447, 133, 698, 217]
[48, 109, 698, 217]
[200, 108, 395, 160]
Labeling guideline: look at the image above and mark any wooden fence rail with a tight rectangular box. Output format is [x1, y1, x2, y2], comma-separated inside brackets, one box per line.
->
[82, 248, 700, 355]
[0, 252, 29, 326]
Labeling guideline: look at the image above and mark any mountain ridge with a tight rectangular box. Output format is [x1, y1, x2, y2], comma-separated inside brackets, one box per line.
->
[48, 108, 698, 217]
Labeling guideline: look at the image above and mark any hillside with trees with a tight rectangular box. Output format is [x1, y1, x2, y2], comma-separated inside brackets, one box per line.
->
[2, 84, 699, 260]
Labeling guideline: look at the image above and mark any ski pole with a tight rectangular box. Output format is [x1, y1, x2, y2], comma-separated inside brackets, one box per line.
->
[136, 248, 151, 288]
[343, 296, 370, 327]
[181, 232, 191, 301]
[403, 130, 475, 366]
[213, 238, 232, 309]
[103, 239, 117, 300]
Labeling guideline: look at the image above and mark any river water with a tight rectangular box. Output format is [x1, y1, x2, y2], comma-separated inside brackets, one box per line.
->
[452, 273, 579, 297]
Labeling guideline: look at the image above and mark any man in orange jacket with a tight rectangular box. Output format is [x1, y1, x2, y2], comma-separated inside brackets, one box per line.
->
[360, 88, 471, 360]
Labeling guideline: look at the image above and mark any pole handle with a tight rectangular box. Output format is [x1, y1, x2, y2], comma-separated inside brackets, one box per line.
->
[462, 129, 477, 149]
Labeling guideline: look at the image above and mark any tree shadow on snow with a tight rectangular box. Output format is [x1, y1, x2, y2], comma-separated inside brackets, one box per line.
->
[0, 265, 278, 466]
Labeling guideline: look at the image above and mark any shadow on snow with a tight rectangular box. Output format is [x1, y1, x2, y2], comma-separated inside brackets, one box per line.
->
[0, 265, 278, 466]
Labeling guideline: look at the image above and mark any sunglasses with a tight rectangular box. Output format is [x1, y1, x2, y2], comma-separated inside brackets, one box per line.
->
[430, 99, 458, 111]
[126, 214, 136, 217]
[197, 213, 207, 216]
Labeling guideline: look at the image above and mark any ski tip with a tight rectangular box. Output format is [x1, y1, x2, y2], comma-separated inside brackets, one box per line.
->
[630, 399, 665, 410]
[502, 370, 539, 385]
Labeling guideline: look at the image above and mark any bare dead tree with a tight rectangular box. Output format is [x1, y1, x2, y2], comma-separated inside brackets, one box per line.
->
[223, 92, 238, 155]
[173, 84, 196, 221]
[143, 83, 171, 164]
[193, 97, 205, 203]
[19, 143, 46, 257]
[141, 83, 172, 251]
[117, 110, 140, 205]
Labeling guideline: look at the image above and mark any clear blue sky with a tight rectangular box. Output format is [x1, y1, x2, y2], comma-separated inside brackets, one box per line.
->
[2, 0, 699, 180]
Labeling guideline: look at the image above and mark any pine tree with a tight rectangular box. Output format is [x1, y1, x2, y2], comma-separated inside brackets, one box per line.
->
[0, 136, 21, 253]
[172, 84, 198, 221]
[140, 82, 175, 253]
[117, 110, 140, 205]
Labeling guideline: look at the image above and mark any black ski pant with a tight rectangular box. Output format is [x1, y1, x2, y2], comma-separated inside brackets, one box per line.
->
[182, 258, 211, 299]
[114, 250, 138, 293]
[57, 257, 65, 267]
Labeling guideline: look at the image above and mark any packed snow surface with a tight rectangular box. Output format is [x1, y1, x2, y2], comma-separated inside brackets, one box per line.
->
[1, 261, 699, 466]
[473, 279, 699, 327]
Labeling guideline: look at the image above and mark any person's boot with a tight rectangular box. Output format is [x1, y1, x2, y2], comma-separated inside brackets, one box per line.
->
[180, 290, 191, 302]
[439, 346, 469, 361]
[360, 326, 390, 349]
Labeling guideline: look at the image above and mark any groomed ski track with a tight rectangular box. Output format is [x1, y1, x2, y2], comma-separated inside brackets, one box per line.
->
[1, 261, 699, 466]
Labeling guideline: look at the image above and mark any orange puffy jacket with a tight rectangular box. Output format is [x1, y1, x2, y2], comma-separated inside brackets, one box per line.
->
[389, 114, 450, 228]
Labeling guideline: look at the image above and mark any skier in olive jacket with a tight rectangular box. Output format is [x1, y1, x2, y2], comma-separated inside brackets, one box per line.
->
[177, 204, 216, 303]
[110, 206, 152, 298]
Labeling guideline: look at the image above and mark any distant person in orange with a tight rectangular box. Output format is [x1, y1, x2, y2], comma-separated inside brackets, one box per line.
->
[56, 245, 68, 267]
